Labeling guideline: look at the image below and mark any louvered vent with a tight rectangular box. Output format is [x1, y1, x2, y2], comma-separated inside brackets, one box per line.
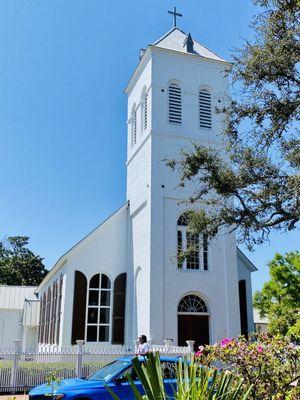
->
[144, 94, 148, 130]
[132, 110, 137, 146]
[169, 84, 182, 124]
[199, 90, 212, 129]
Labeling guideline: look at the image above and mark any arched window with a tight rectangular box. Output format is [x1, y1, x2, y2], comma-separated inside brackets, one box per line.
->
[169, 83, 182, 124]
[177, 212, 208, 271]
[199, 89, 212, 129]
[86, 273, 111, 342]
[178, 294, 208, 313]
[143, 93, 148, 131]
[131, 109, 137, 146]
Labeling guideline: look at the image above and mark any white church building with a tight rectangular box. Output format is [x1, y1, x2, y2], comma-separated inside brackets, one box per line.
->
[3, 24, 257, 350]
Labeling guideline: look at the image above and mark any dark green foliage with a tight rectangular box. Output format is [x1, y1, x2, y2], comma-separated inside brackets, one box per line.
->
[167, 0, 300, 249]
[253, 251, 300, 340]
[0, 236, 47, 286]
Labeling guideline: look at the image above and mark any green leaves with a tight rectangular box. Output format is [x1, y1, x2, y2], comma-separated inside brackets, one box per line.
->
[254, 251, 300, 340]
[167, 0, 300, 249]
[0, 236, 47, 286]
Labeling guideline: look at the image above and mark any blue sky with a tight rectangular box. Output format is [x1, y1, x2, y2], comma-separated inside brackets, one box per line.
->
[0, 0, 298, 293]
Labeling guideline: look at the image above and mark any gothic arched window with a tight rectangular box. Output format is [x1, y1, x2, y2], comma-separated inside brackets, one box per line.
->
[199, 89, 212, 129]
[86, 273, 111, 342]
[169, 83, 182, 124]
[177, 212, 208, 271]
[178, 294, 208, 313]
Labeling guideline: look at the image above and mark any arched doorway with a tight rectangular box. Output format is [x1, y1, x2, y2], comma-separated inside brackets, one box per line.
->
[177, 294, 210, 350]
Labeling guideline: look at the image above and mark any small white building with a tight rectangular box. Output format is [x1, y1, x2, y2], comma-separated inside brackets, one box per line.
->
[253, 308, 268, 334]
[0, 286, 38, 348]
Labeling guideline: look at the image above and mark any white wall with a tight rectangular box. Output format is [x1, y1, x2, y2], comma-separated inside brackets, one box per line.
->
[0, 310, 22, 347]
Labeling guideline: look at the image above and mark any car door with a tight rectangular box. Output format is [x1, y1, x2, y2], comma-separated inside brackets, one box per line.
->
[161, 361, 177, 399]
[105, 366, 144, 400]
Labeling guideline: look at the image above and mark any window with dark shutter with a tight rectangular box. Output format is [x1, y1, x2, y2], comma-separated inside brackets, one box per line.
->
[71, 270, 87, 344]
[169, 84, 182, 124]
[112, 273, 127, 344]
[239, 280, 248, 335]
[199, 90, 212, 129]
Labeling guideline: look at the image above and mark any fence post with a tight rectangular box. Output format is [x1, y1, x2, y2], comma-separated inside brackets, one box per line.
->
[10, 339, 22, 390]
[186, 340, 195, 354]
[133, 339, 139, 354]
[76, 340, 84, 378]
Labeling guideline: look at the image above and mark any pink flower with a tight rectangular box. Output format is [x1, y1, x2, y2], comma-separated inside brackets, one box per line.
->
[195, 345, 204, 357]
[220, 338, 232, 347]
[257, 345, 263, 353]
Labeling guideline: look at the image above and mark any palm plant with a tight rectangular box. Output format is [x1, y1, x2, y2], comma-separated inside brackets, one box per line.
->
[106, 352, 252, 400]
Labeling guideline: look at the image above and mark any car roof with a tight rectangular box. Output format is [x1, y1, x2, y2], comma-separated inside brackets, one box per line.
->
[118, 356, 185, 363]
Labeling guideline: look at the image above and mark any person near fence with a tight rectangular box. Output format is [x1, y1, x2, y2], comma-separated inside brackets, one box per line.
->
[136, 335, 150, 355]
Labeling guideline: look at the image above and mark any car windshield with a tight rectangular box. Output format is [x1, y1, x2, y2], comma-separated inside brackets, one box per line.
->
[86, 360, 130, 382]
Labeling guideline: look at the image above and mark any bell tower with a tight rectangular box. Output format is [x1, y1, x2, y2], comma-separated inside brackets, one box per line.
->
[125, 22, 241, 345]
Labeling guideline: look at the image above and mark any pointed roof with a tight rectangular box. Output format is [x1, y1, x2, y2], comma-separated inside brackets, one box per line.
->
[152, 27, 226, 62]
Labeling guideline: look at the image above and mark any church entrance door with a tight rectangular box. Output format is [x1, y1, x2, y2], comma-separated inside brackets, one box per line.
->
[178, 314, 209, 350]
[177, 294, 210, 351]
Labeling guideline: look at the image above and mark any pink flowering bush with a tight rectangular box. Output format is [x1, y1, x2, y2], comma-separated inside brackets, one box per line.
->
[197, 334, 299, 400]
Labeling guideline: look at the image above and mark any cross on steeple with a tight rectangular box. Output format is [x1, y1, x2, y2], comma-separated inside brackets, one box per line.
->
[168, 6, 182, 28]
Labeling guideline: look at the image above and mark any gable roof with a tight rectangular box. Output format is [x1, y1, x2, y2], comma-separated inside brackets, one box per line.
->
[152, 28, 226, 62]
[37, 202, 129, 292]
[237, 248, 258, 272]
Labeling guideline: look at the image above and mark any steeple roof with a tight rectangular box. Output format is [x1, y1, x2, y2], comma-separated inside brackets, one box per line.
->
[152, 27, 226, 62]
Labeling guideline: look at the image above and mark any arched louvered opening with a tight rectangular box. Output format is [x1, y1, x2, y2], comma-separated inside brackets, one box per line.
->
[143, 93, 148, 131]
[178, 294, 210, 348]
[177, 212, 209, 271]
[131, 109, 137, 146]
[178, 294, 208, 313]
[71, 271, 87, 344]
[112, 273, 127, 344]
[199, 89, 212, 129]
[169, 83, 182, 124]
[86, 273, 112, 342]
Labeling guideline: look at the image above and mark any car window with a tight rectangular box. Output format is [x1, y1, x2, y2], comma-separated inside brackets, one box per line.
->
[116, 366, 139, 382]
[87, 360, 130, 382]
[161, 361, 177, 380]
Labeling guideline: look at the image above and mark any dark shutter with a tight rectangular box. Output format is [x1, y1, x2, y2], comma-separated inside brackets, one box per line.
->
[71, 270, 87, 344]
[112, 273, 127, 344]
[239, 280, 248, 335]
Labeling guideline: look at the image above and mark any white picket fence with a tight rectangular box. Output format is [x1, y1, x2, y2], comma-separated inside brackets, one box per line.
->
[0, 340, 192, 393]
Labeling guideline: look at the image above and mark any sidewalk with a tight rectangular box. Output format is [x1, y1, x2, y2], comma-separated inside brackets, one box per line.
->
[0, 396, 28, 400]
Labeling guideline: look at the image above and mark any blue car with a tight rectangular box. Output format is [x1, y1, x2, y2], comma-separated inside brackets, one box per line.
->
[29, 356, 182, 400]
